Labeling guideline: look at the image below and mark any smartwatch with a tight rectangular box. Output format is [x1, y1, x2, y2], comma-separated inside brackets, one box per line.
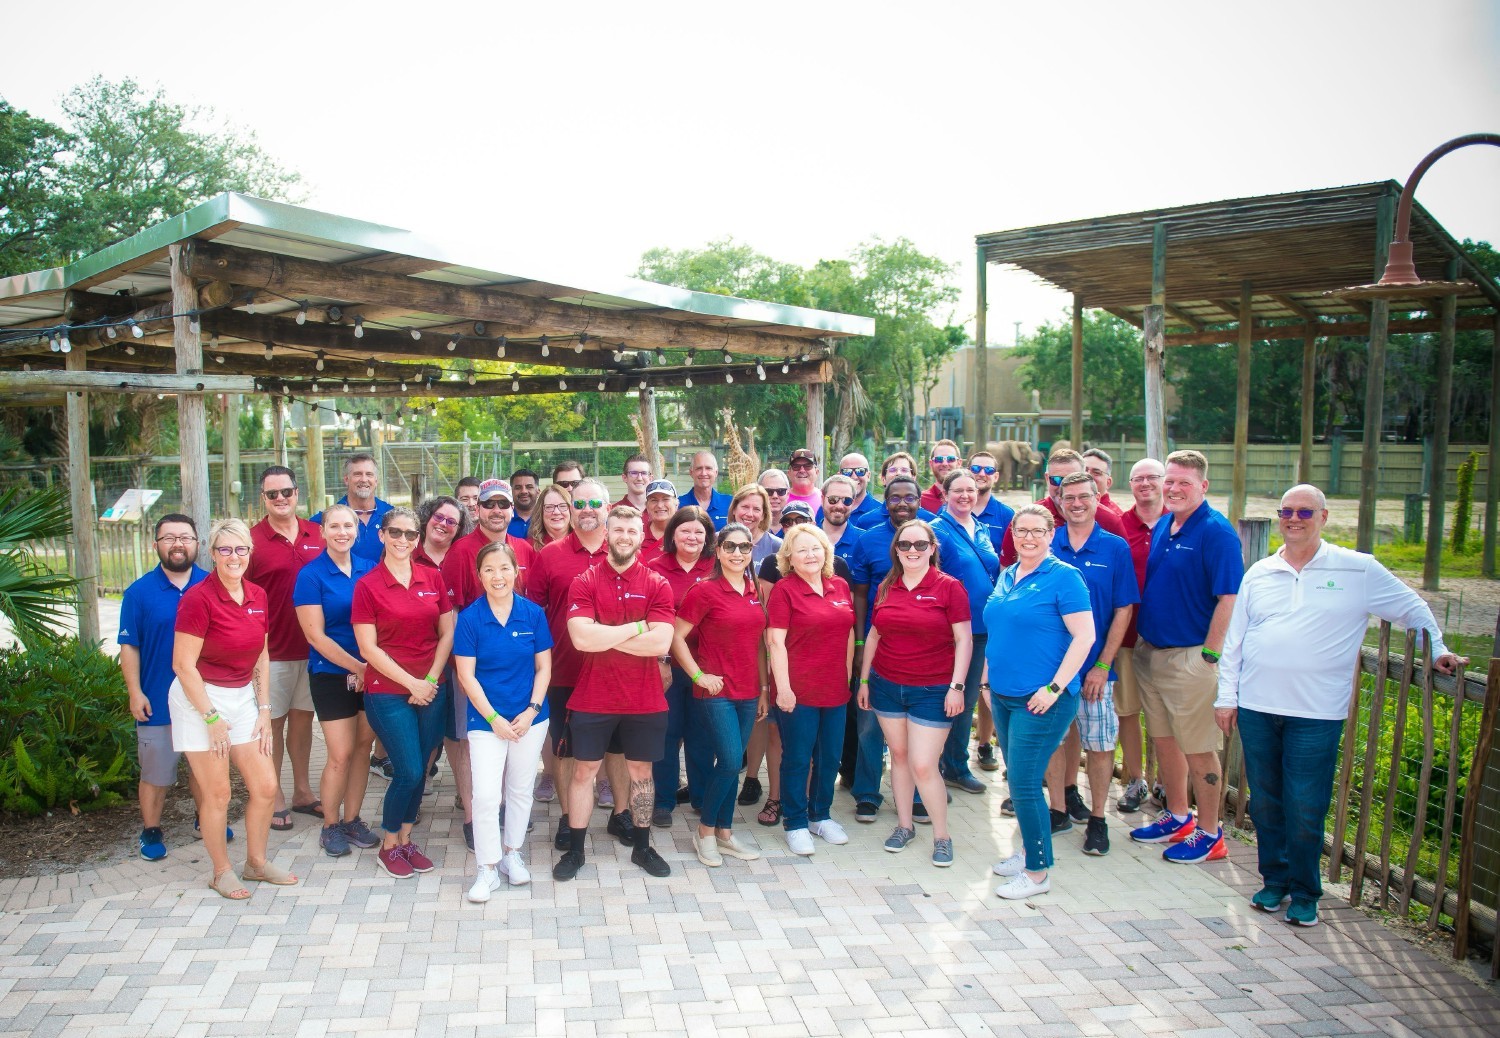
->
[529, 699, 545, 712]
[1047, 682, 1062, 695]
[950, 681, 965, 692]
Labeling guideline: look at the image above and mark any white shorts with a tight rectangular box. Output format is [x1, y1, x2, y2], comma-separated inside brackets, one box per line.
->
[168, 679, 259, 751]
[268, 660, 313, 717]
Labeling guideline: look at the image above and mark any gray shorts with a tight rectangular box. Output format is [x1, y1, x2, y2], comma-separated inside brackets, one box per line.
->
[136, 725, 181, 787]
[268, 660, 313, 717]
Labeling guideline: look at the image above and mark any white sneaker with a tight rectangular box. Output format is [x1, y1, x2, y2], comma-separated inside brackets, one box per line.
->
[498, 850, 530, 886]
[808, 819, 849, 845]
[991, 852, 1026, 877]
[694, 831, 723, 867]
[467, 866, 501, 903]
[716, 833, 761, 861]
[995, 871, 1050, 899]
[786, 828, 816, 856]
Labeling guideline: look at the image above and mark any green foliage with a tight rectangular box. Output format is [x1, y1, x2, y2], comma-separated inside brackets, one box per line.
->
[0, 484, 78, 648]
[434, 363, 638, 443]
[0, 639, 134, 815]
[1450, 451, 1478, 555]
[1015, 312, 1146, 440]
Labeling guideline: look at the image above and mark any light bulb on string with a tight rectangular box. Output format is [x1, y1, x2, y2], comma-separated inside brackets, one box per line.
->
[214, 354, 225, 364]
[781, 362, 790, 374]
[190, 316, 200, 335]
[512, 379, 521, 392]
[655, 348, 666, 364]
[400, 380, 408, 392]
[105, 325, 116, 339]
[756, 363, 765, 380]
[722, 350, 732, 364]
[558, 379, 567, 391]
[575, 332, 586, 353]
[597, 379, 606, 391]
[124, 345, 135, 356]
[539, 335, 550, 357]
[48, 333, 59, 352]
[210, 334, 220, 351]
[366, 358, 376, 377]
[725, 372, 734, 383]
[686, 350, 696, 366]
[447, 335, 459, 352]
[296, 303, 308, 326]
[368, 383, 377, 393]
[264, 343, 274, 361]
[315, 351, 326, 371]
[342, 381, 351, 393]
[467, 373, 477, 386]
[640, 379, 648, 390]
[496, 336, 507, 358]
[353, 316, 364, 338]
[409, 327, 421, 341]
[684, 376, 692, 388]
[129, 319, 143, 339]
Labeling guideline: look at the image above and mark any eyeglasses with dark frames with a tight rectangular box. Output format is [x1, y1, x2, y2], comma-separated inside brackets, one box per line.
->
[555, 479, 582, 490]
[763, 487, 789, 497]
[825, 496, 854, 506]
[895, 539, 933, 552]
[840, 467, 869, 478]
[155, 535, 198, 545]
[885, 494, 918, 505]
[213, 544, 251, 557]
[478, 499, 511, 509]
[429, 513, 459, 527]
[719, 541, 755, 554]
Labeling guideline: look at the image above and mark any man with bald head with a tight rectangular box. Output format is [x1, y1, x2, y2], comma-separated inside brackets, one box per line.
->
[832, 451, 882, 527]
[681, 450, 732, 529]
[1216, 483, 1466, 926]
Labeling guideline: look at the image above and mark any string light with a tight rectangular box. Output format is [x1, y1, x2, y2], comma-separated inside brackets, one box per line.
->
[539, 335, 550, 357]
[400, 380, 408, 392]
[353, 315, 364, 338]
[447, 334, 459, 352]
[639, 378, 648, 390]
[781, 363, 790, 374]
[214, 354, 225, 364]
[265, 343, 274, 361]
[105, 325, 116, 339]
[756, 363, 766, 380]
[128, 319, 144, 339]
[59, 331, 72, 353]
[686, 350, 696, 366]
[409, 327, 422, 341]
[369, 383, 377, 393]
[722, 350, 732, 363]
[597, 379, 606, 391]
[467, 372, 477, 386]
[496, 336, 507, 358]
[684, 376, 692, 388]
[558, 379, 567, 391]
[341, 381, 351, 393]
[511, 379, 520, 392]
[655, 348, 666, 364]
[315, 351, 326, 371]
[575, 332, 587, 353]
[725, 372, 734, 383]
[296, 303, 308, 326]
[210, 333, 220, 350]
[366, 358, 376, 377]
[124, 345, 135, 356]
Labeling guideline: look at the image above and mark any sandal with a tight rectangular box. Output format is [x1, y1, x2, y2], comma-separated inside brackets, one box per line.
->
[242, 860, 299, 886]
[757, 798, 782, 826]
[271, 809, 293, 831]
[209, 870, 251, 900]
[290, 800, 322, 817]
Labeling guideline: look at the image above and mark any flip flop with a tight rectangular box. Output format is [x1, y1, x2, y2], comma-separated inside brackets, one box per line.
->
[271, 809, 293, 831]
[209, 870, 251, 900]
[242, 860, 299, 886]
[291, 800, 322, 817]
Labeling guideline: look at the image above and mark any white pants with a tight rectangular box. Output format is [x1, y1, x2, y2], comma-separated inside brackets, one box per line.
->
[467, 723, 548, 864]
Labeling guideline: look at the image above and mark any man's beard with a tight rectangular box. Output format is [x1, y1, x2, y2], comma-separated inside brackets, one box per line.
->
[161, 552, 194, 573]
[608, 545, 637, 568]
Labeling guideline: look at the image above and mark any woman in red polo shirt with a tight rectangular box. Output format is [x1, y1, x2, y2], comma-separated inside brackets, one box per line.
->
[414, 496, 469, 570]
[673, 521, 767, 867]
[647, 506, 716, 827]
[857, 519, 972, 867]
[352, 506, 455, 880]
[171, 518, 296, 899]
[767, 523, 856, 857]
[527, 484, 572, 553]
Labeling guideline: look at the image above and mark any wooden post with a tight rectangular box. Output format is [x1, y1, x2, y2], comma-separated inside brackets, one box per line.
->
[1299, 325, 1317, 484]
[1070, 295, 1084, 445]
[1349, 622, 1391, 904]
[1485, 312, 1500, 578]
[973, 245, 989, 446]
[1329, 662, 1365, 885]
[221, 393, 241, 518]
[806, 383, 825, 473]
[169, 243, 210, 563]
[64, 348, 100, 647]
[1357, 194, 1396, 554]
[1143, 223, 1168, 461]
[1401, 632, 1439, 912]
[272, 397, 287, 467]
[1452, 658, 1498, 959]
[1423, 270, 1459, 591]
[304, 408, 326, 512]
[1230, 281, 1253, 524]
[638, 387, 661, 476]
[1237, 517, 1270, 570]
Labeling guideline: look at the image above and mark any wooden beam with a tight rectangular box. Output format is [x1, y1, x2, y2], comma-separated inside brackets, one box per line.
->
[186, 241, 829, 358]
[0, 370, 256, 394]
[1230, 282, 1252, 524]
[1299, 324, 1317, 483]
[1104, 307, 1143, 329]
[1272, 294, 1319, 322]
[973, 244, 988, 445]
[1163, 304, 1203, 333]
[1211, 299, 1246, 324]
[1165, 311, 1492, 347]
[1070, 295, 1084, 444]
[65, 348, 100, 647]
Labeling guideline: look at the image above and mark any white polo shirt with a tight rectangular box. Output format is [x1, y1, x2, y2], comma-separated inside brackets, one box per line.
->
[1216, 541, 1449, 720]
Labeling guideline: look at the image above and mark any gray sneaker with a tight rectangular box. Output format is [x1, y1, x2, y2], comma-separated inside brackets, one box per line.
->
[1117, 778, 1149, 813]
[320, 823, 351, 857]
[884, 826, 916, 853]
[342, 817, 380, 849]
[932, 837, 954, 867]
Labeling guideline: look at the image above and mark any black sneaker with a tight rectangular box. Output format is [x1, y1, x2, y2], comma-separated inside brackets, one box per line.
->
[855, 801, 878, 824]
[631, 844, 672, 877]
[370, 754, 394, 781]
[1000, 797, 1015, 817]
[976, 743, 1000, 772]
[737, 776, 762, 806]
[606, 811, 636, 846]
[1083, 817, 1109, 856]
[1050, 808, 1073, 834]
[675, 785, 690, 805]
[912, 801, 931, 825]
[1065, 786, 1090, 823]
[552, 850, 585, 882]
[553, 820, 572, 852]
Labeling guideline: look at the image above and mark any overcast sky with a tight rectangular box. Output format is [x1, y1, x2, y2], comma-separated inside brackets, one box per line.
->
[7, 1, 1499, 340]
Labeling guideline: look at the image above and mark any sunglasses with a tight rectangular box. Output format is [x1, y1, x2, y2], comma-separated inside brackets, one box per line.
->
[429, 513, 459, 527]
[789, 461, 814, 470]
[895, 539, 933, 552]
[384, 528, 421, 542]
[720, 541, 755, 555]
[1277, 508, 1318, 520]
[478, 498, 511, 509]
[262, 487, 297, 500]
[1047, 475, 1067, 486]
[931, 455, 958, 465]
[213, 545, 251, 557]
[970, 465, 996, 475]
[573, 499, 605, 510]
[764, 487, 789, 497]
[885, 494, 918, 505]
[840, 467, 869, 478]
[825, 496, 853, 506]
[555, 479, 582, 490]
[781, 516, 810, 527]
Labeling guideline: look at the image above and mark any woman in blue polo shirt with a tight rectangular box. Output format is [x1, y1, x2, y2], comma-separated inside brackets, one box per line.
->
[981, 503, 1094, 901]
[454, 541, 553, 902]
[294, 503, 379, 859]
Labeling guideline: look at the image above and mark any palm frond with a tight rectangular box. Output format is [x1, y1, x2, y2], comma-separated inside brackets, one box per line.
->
[0, 554, 78, 648]
[0, 484, 73, 551]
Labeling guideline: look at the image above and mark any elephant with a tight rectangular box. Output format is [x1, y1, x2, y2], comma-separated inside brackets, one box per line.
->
[986, 441, 1044, 490]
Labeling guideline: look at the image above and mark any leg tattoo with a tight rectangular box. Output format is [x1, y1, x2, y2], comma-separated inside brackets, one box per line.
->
[1203, 772, 1218, 785]
[630, 778, 654, 828]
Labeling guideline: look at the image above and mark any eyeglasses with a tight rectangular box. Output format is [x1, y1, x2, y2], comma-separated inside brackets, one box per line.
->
[792, 545, 824, 556]
[840, 467, 868, 478]
[1129, 474, 1162, 484]
[789, 461, 814, 470]
[931, 455, 958, 465]
[781, 516, 810, 528]
[478, 499, 511, 510]
[542, 502, 571, 513]
[429, 513, 459, 528]
[970, 465, 996, 475]
[555, 479, 582, 490]
[625, 470, 652, 480]
[573, 499, 605, 510]
[763, 487, 789, 497]
[262, 487, 297, 500]
[885, 494, 918, 505]
[155, 535, 198, 545]
[895, 539, 933, 552]
[1276, 507, 1318, 520]
[213, 545, 251, 557]
[1060, 493, 1095, 505]
[720, 541, 755, 555]
[825, 496, 853, 506]
[1013, 527, 1049, 540]
[384, 528, 421, 542]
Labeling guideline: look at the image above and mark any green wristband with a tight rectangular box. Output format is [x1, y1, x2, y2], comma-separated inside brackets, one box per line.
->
[202, 711, 221, 726]
[855, 639, 865, 647]
[636, 621, 644, 636]
[1201, 647, 1221, 661]
[691, 669, 705, 682]
[859, 678, 870, 685]
[484, 711, 499, 725]
[426, 674, 441, 684]
[1093, 660, 1110, 671]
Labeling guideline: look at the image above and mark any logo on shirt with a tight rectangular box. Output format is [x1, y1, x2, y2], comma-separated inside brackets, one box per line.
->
[246, 608, 264, 616]
[623, 592, 647, 600]
[119, 627, 129, 637]
[915, 594, 940, 602]
[830, 599, 850, 607]
[1315, 579, 1344, 592]
[512, 630, 532, 637]
[415, 590, 438, 599]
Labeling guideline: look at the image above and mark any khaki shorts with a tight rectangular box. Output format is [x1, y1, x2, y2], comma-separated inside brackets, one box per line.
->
[1134, 642, 1222, 755]
[268, 660, 313, 718]
[1113, 646, 1140, 716]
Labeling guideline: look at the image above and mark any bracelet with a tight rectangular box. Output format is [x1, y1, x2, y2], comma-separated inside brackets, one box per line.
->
[202, 711, 221, 726]
[636, 620, 645, 636]
[691, 669, 705, 682]
[426, 674, 441, 684]
[257, 703, 272, 712]
[854, 639, 865, 647]
[1093, 660, 1110, 671]
[484, 711, 499, 725]
[859, 678, 869, 685]
[1201, 647, 1221, 662]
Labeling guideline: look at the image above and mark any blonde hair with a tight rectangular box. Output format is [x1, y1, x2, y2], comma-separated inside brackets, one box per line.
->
[776, 523, 836, 578]
[320, 502, 359, 527]
[208, 517, 253, 551]
[1166, 449, 1209, 477]
[1011, 503, 1054, 532]
[729, 483, 773, 536]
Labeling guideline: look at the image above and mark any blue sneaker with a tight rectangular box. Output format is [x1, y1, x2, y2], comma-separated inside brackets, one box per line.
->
[1162, 826, 1227, 864]
[320, 823, 351, 857]
[1129, 810, 1195, 844]
[1286, 898, 1319, 927]
[193, 816, 235, 842]
[138, 827, 167, 861]
[342, 817, 381, 849]
[1250, 886, 1291, 912]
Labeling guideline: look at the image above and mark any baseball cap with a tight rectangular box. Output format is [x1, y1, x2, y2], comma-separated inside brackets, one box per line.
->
[780, 501, 814, 523]
[789, 448, 816, 466]
[478, 478, 513, 504]
[645, 478, 678, 499]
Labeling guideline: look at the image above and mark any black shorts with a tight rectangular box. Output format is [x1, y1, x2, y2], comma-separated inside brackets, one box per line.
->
[309, 671, 363, 722]
[567, 710, 668, 763]
[548, 685, 575, 757]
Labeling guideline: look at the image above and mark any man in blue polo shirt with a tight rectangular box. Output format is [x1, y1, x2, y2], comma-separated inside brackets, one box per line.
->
[313, 453, 392, 562]
[680, 450, 732, 529]
[967, 449, 1016, 547]
[819, 474, 863, 573]
[1049, 473, 1139, 856]
[118, 513, 211, 861]
[851, 454, 937, 532]
[1131, 449, 1243, 865]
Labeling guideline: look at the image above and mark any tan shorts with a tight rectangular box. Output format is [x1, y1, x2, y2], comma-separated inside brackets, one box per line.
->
[268, 660, 313, 718]
[1113, 646, 1140, 716]
[1134, 641, 1222, 755]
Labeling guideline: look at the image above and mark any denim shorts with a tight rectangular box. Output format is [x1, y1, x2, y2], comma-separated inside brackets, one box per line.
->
[868, 672, 952, 729]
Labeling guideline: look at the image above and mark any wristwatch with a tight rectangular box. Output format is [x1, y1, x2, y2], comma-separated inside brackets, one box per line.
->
[529, 699, 545, 712]
[1047, 682, 1062, 695]
[950, 681, 965, 692]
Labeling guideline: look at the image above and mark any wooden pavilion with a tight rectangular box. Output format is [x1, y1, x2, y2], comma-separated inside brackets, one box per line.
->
[0, 193, 874, 642]
[974, 180, 1500, 572]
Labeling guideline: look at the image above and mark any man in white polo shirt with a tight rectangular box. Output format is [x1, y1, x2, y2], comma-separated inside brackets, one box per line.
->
[1215, 483, 1466, 928]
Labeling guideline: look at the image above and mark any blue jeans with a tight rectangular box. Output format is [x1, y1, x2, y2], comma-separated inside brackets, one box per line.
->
[992, 690, 1078, 872]
[852, 705, 887, 807]
[655, 666, 711, 811]
[775, 702, 847, 831]
[364, 685, 448, 833]
[1237, 707, 1344, 902]
[697, 697, 758, 829]
[939, 633, 987, 780]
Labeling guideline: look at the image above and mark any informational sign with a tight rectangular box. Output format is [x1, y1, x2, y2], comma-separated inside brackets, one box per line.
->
[100, 488, 163, 523]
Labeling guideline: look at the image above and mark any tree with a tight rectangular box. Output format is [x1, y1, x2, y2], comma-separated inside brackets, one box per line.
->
[1015, 311, 1146, 440]
[0, 485, 77, 649]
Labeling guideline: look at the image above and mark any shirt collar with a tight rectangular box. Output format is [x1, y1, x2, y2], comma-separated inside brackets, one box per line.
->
[1053, 521, 1104, 554]
[564, 530, 606, 557]
[1168, 499, 1214, 537]
[1271, 538, 1330, 572]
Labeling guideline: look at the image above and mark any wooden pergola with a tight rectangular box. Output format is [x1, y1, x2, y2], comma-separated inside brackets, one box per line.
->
[975, 180, 1500, 573]
[0, 193, 874, 643]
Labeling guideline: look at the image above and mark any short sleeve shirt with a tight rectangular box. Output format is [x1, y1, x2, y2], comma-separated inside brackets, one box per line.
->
[453, 594, 553, 728]
[1118, 506, 1155, 648]
[639, 530, 665, 567]
[677, 576, 767, 700]
[931, 512, 1001, 636]
[677, 489, 733, 530]
[1050, 524, 1140, 677]
[824, 525, 861, 572]
[246, 516, 325, 661]
[525, 530, 608, 686]
[982, 555, 1092, 698]
[974, 496, 1015, 549]
[118, 564, 208, 724]
[767, 574, 855, 707]
[442, 528, 536, 611]
[1138, 501, 1245, 648]
[292, 551, 375, 676]
[869, 568, 971, 686]
[648, 552, 716, 609]
[351, 561, 453, 694]
[174, 572, 270, 686]
[998, 497, 1127, 567]
[567, 561, 676, 714]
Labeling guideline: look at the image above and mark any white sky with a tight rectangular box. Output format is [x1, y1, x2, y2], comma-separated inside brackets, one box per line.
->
[6, 1, 1499, 340]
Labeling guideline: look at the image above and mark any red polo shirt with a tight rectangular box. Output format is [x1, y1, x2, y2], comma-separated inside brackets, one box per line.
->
[442, 527, 536, 611]
[525, 530, 608, 686]
[678, 576, 766, 701]
[638, 529, 665, 567]
[566, 561, 676, 714]
[998, 497, 1127, 566]
[919, 483, 945, 514]
[648, 552, 715, 608]
[767, 573, 855, 707]
[351, 561, 453, 695]
[869, 567, 971, 686]
[1118, 506, 1155, 648]
[174, 572, 269, 686]
[246, 516, 324, 662]
[1098, 492, 1124, 520]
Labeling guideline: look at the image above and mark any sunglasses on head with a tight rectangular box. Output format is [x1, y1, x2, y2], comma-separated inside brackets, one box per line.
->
[478, 498, 511, 509]
[430, 513, 459, 527]
[840, 467, 868, 478]
[895, 539, 932, 552]
[573, 498, 605, 510]
[1277, 507, 1318, 520]
[384, 528, 421, 542]
[213, 544, 251, 557]
[720, 541, 755, 555]
[262, 487, 297, 500]
[970, 464, 996, 475]
[825, 496, 853, 506]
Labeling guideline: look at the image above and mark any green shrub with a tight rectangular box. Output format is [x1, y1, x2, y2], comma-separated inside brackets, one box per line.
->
[1450, 451, 1479, 555]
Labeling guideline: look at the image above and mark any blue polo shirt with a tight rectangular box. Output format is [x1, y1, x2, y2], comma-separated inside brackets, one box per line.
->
[1051, 523, 1139, 677]
[851, 503, 936, 531]
[508, 514, 531, 540]
[974, 496, 1015, 549]
[825, 524, 861, 572]
[931, 513, 1000, 636]
[453, 593, 554, 729]
[1138, 500, 1244, 648]
[982, 555, 1092, 698]
[292, 551, 375, 675]
[678, 488, 732, 529]
[313, 496, 393, 562]
[118, 564, 209, 725]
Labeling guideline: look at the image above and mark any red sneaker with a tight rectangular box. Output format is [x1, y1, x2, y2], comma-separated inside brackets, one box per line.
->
[377, 845, 414, 878]
[403, 842, 434, 873]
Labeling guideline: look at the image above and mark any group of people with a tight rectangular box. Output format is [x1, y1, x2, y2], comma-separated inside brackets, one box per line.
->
[118, 439, 1466, 924]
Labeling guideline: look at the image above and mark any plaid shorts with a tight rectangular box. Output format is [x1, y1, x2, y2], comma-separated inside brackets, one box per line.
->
[1077, 681, 1119, 752]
